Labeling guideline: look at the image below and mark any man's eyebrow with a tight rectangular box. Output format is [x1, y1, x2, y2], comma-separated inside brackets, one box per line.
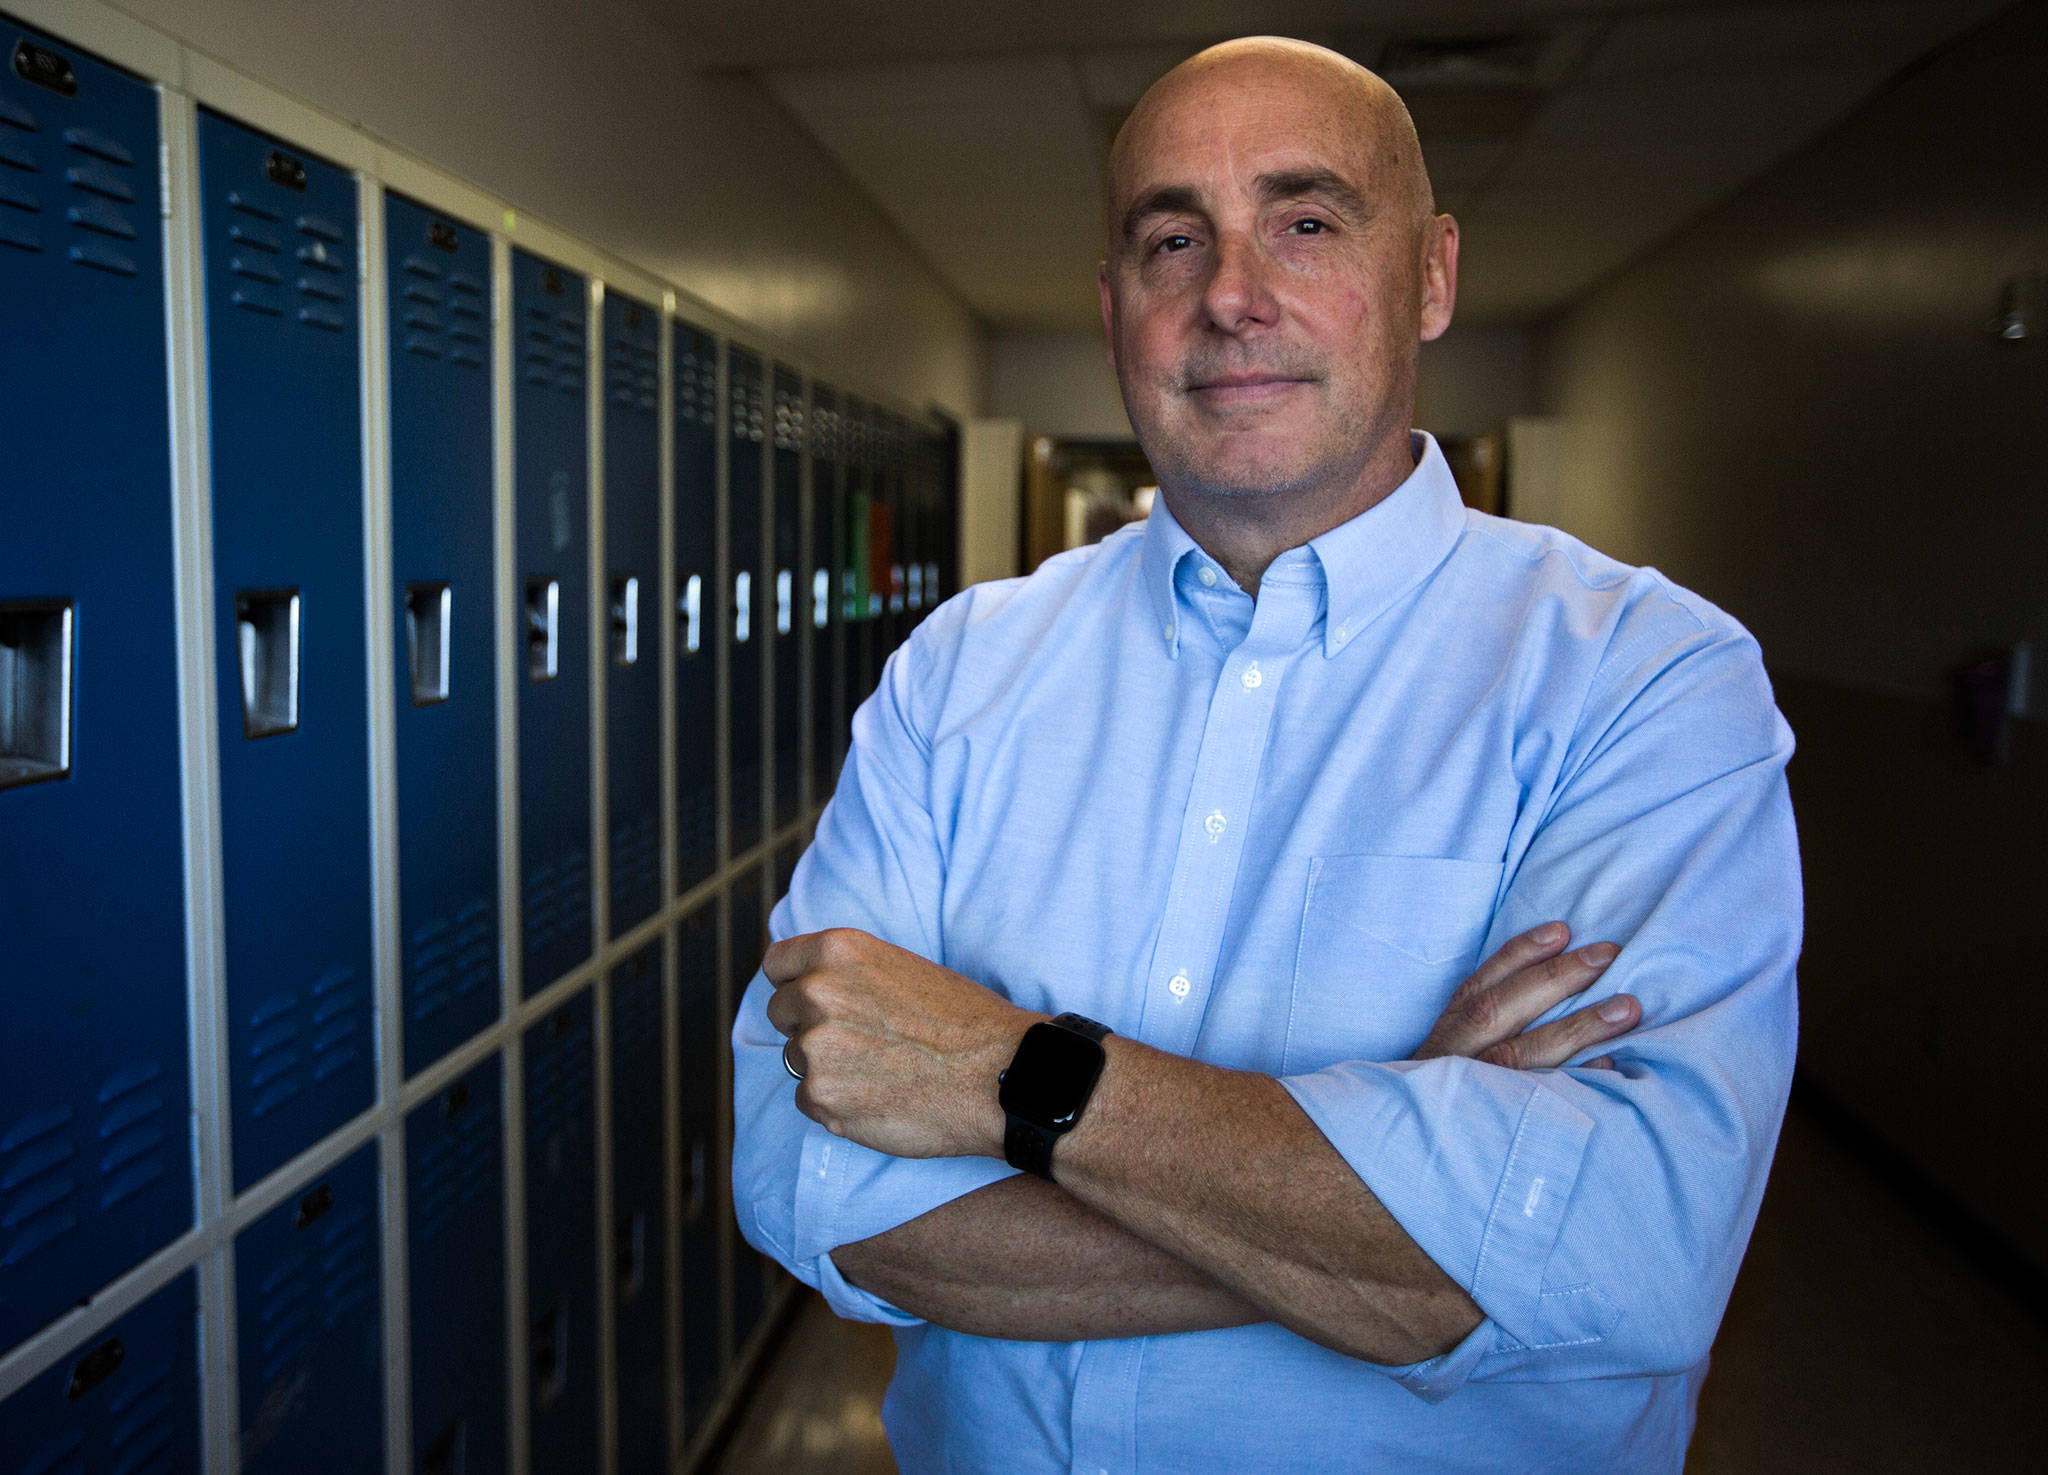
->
[1255, 169, 1373, 219]
[1120, 185, 1204, 243]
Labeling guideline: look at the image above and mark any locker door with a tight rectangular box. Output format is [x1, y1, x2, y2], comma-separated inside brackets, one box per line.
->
[387, 193, 500, 1078]
[234, 1143, 384, 1475]
[0, 20, 191, 1354]
[671, 904, 720, 1441]
[725, 348, 766, 859]
[882, 415, 908, 657]
[671, 324, 718, 894]
[512, 249, 592, 996]
[807, 388, 843, 796]
[608, 939, 666, 1475]
[199, 109, 374, 1190]
[524, 992, 598, 1474]
[406, 1055, 507, 1475]
[0, 1270, 200, 1469]
[770, 367, 804, 830]
[724, 874, 771, 1355]
[604, 292, 662, 936]
[842, 400, 876, 736]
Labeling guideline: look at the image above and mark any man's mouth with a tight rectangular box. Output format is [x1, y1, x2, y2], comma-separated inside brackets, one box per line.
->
[1185, 373, 1311, 403]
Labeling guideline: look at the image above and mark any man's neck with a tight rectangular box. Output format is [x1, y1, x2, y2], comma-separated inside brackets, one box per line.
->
[1160, 429, 1419, 597]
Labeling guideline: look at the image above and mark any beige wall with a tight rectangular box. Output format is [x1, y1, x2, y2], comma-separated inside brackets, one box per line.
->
[114, 0, 987, 416]
[1530, 2, 2048, 1265]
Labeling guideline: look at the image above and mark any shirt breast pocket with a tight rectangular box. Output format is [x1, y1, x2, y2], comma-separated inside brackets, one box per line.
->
[1281, 854, 1506, 1075]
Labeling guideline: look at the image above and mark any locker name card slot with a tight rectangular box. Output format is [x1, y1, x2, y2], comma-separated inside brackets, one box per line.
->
[235, 589, 300, 738]
[406, 582, 452, 705]
[12, 39, 77, 97]
[0, 600, 74, 789]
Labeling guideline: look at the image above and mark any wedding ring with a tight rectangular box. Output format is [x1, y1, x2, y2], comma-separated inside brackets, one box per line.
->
[782, 1041, 804, 1081]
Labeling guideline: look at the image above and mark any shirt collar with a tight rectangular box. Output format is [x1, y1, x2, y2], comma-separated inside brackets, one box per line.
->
[1139, 430, 1470, 660]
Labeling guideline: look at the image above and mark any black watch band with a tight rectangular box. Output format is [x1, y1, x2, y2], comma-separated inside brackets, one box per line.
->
[999, 1013, 1112, 1180]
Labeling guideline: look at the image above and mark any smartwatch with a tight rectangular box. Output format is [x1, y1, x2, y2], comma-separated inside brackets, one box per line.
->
[998, 1013, 1112, 1179]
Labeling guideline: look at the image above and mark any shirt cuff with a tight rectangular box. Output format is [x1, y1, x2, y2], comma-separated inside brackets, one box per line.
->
[1281, 1057, 1597, 1398]
[790, 1121, 1017, 1326]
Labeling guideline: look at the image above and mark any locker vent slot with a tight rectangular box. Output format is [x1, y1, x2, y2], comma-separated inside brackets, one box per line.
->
[609, 574, 639, 666]
[616, 1209, 646, 1304]
[235, 589, 301, 739]
[679, 574, 702, 655]
[532, 1300, 568, 1412]
[424, 1417, 468, 1475]
[66, 1336, 124, 1400]
[524, 578, 559, 681]
[405, 583, 452, 705]
[0, 600, 73, 789]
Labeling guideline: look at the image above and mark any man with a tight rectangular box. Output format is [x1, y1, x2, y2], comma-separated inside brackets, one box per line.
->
[733, 36, 1799, 1473]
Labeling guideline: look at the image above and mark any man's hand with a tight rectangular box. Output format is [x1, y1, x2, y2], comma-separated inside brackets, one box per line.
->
[764, 928, 1034, 1160]
[1414, 921, 1637, 1069]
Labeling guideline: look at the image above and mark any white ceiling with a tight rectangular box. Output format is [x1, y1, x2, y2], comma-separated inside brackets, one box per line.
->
[658, 1, 2012, 330]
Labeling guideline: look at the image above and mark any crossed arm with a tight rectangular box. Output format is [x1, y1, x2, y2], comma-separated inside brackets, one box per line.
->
[766, 921, 1636, 1365]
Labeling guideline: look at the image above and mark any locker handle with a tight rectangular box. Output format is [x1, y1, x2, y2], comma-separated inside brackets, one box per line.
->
[609, 574, 639, 666]
[65, 1336, 123, 1401]
[0, 599, 74, 790]
[775, 569, 793, 637]
[678, 574, 702, 656]
[235, 590, 300, 739]
[616, 1208, 647, 1305]
[524, 578, 559, 681]
[532, 1299, 568, 1411]
[405, 583, 452, 705]
[732, 571, 751, 645]
[812, 569, 830, 629]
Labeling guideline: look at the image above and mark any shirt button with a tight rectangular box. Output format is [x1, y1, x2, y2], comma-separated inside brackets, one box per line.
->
[1204, 809, 1227, 840]
[1163, 623, 1176, 643]
[1241, 661, 1262, 690]
[1333, 623, 1350, 645]
[1168, 972, 1191, 999]
[1198, 566, 1217, 587]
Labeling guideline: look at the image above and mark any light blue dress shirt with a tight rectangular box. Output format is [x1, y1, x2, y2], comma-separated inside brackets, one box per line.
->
[733, 433, 1801, 1474]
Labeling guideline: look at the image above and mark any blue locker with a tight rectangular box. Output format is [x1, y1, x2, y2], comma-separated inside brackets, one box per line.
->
[880, 414, 908, 659]
[671, 904, 720, 1440]
[524, 991, 597, 1474]
[233, 1143, 383, 1475]
[807, 388, 843, 797]
[726, 348, 766, 859]
[387, 193, 500, 1078]
[513, 249, 592, 996]
[608, 939, 666, 1475]
[844, 402, 879, 734]
[199, 109, 374, 1191]
[0, 20, 192, 1354]
[406, 1055, 507, 1475]
[604, 293, 662, 936]
[725, 875, 770, 1354]
[672, 325, 718, 895]
[0, 1270, 200, 1471]
[770, 367, 804, 830]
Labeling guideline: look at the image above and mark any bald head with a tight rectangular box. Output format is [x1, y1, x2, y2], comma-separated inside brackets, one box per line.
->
[1107, 38, 1434, 251]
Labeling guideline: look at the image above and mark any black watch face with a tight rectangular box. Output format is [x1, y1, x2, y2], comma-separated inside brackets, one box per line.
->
[998, 1022, 1106, 1128]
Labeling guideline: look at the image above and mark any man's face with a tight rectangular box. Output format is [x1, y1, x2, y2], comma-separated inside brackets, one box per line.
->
[1100, 59, 1456, 504]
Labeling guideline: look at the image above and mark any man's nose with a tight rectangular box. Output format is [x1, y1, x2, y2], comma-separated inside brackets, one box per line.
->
[1200, 231, 1280, 332]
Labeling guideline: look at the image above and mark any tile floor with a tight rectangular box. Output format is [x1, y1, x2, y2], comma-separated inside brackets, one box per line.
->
[711, 1104, 2048, 1473]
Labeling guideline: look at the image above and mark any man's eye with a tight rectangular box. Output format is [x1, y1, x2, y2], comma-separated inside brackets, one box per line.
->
[1156, 234, 1194, 254]
[1290, 218, 1327, 235]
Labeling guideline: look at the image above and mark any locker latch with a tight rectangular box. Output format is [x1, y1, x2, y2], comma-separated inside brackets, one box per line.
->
[406, 583, 452, 705]
[775, 569, 793, 637]
[732, 570, 751, 645]
[524, 577, 559, 681]
[609, 574, 639, 666]
[0, 600, 74, 790]
[678, 574, 702, 656]
[235, 590, 301, 738]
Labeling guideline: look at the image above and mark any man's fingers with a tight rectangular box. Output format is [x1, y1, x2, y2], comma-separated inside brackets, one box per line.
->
[1455, 921, 1571, 1000]
[1420, 942, 1619, 1059]
[1480, 994, 1639, 1072]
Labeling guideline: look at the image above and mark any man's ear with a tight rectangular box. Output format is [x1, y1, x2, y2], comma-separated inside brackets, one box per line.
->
[1419, 215, 1460, 343]
[1098, 262, 1118, 372]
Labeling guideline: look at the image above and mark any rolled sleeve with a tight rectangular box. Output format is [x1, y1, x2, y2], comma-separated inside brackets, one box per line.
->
[1290, 619, 1799, 1398]
[730, 613, 1014, 1325]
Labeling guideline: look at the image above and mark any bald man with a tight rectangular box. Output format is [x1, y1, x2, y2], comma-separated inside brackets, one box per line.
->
[733, 38, 1799, 1474]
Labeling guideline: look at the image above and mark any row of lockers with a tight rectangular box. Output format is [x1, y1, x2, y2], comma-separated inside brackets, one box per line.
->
[0, 9, 956, 1472]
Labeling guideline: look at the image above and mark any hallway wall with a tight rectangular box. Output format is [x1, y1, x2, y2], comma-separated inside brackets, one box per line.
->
[1529, 2, 2047, 1266]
